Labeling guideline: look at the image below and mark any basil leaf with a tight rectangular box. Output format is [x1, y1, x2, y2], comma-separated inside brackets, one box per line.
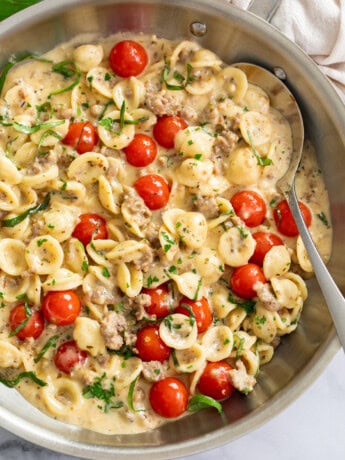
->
[12, 119, 65, 135]
[34, 335, 60, 363]
[38, 130, 62, 155]
[119, 100, 126, 132]
[227, 291, 256, 315]
[8, 294, 31, 337]
[2, 193, 51, 228]
[188, 394, 223, 414]
[48, 61, 81, 98]
[246, 130, 273, 166]
[0, 371, 47, 388]
[161, 60, 195, 91]
[127, 376, 144, 412]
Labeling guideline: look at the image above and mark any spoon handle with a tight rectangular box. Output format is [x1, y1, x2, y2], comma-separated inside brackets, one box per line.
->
[288, 187, 345, 351]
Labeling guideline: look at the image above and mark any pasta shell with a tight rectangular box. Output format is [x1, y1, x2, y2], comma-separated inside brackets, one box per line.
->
[159, 313, 198, 349]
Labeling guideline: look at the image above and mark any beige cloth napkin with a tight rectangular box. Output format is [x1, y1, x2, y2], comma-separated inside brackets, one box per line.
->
[230, 0, 345, 102]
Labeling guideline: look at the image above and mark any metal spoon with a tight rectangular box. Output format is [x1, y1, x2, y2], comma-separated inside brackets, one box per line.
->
[235, 63, 345, 350]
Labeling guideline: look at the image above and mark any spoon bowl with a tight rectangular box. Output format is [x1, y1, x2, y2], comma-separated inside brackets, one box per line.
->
[236, 62, 345, 351]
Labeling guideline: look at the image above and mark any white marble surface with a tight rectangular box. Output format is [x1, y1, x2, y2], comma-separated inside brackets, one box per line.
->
[0, 349, 344, 460]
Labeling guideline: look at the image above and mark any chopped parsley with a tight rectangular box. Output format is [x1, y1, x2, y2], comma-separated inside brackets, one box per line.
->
[82, 373, 123, 413]
[317, 211, 330, 227]
[102, 267, 111, 278]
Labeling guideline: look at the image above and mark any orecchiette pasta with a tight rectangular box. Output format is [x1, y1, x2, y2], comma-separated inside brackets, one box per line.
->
[0, 31, 331, 436]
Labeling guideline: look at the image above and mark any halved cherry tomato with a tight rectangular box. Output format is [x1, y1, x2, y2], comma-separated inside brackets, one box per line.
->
[109, 40, 148, 77]
[41, 290, 81, 326]
[175, 296, 212, 333]
[9, 304, 44, 340]
[230, 263, 266, 299]
[72, 213, 108, 246]
[123, 134, 157, 167]
[273, 199, 312, 237]
[136, 324, 171, 362]
[197, 361, 234, 401]
[63, 122, 98, 154]
[134, 174, 170, 210]
[149, 377, 188, 418]
[230, 190, 266, 227]
[142, 284, 170, 319]
[54, 340, 87, 374]
[250, 231, 284, 266]
[153, 115, 188, 149]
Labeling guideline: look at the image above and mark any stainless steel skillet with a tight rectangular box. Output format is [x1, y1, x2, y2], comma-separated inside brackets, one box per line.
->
[0, 1, 344, 459]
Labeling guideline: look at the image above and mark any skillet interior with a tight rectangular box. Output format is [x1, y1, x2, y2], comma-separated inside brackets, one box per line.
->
[0, 1, 343, 458]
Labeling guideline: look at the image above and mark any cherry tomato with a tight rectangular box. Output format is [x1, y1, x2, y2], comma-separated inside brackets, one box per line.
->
[153, 115, 188, 149]
[54, 340, 87, 374]
[109, 40, 148, 77]
[72, 213, 108, 246]
[230, 263, 266, 299]
[41, 290, 81, 326]
[175, 296, 212, 333]
[134, 174, 170, 210]
[273, 199, 312, 237]
[230, 190, 266, 227]
[197, 361, 234, 401]
[142, 284, 170, 319]
[136, 324, 171, 362]
[149, 377, 188, 418]
[9, 304, 44, 340]
[63, 122, 98, 154]
[250, 231, 284, 266]
[123, 134, 157, 167]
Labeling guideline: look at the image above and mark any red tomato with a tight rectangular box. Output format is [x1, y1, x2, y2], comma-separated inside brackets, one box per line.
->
[109, 40, 148, 77]
[72, 213, 108, 246]
[134, 174, 170, 210]
[54, 340, 87, 374]
[153, 115, 188, 149]
[136, 324, 171, 362]
[273, 199, 312, 237]
[41, 290, 81, 326]
[197, 361, 234, 401]
[230, 190, 266, 227]
[175, 296, 212, 333]
[142, 284, 170, 319]
[149, 377, 188, 418]
[230, 263, 266, 299]
[9, 304, 44, 340]
[63, 122, 98, 154]
[123, 134, 157, 167]
[250, 231, 284, 265]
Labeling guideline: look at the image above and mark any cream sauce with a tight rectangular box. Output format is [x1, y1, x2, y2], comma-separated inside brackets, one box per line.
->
[0, 32, 332, 434]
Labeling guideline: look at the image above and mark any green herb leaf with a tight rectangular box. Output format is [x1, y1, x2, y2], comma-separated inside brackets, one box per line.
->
[9, 294, 31, 337]
[102, 267, 111, 278]
[317, 211, 329, 227]
[2, 193, 50, 227]
[161, 59, 195, 91]
[228, 291, 256, 315]
[34, 335, 60, 363]
[188, 394, 223, 415]
[48, 61, 81, 98]
[12, 119, 65, 135]
[193, 278, 202, 301]
[127, 376, 138, 412]
[82, 372, 122, 413]
[0, 371, 47, 388]
[247, 130, 273, 166]
[38, 130, 62, 155]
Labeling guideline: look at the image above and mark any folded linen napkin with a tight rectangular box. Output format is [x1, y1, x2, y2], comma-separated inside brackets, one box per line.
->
[230, 0, 345, 102]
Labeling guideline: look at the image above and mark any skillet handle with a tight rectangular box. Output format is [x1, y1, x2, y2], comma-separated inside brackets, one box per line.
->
[247, 0, 282, 21]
